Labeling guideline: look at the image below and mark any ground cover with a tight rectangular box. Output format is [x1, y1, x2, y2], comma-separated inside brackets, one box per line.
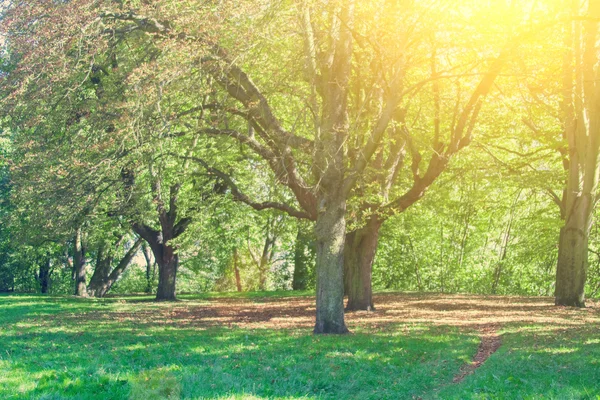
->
[0, 292, 599, 399]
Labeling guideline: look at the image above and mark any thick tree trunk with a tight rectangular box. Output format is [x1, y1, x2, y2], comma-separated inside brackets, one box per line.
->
[88, 239, 142, 298]
[73, 228, 87, 297]
[88, 245, 111, 297]
[156, 248, 178, 301]
[344, 217, 382, 311]
[133, 228, 182, 302]
[555, 198, 591, 307]
[38, 258, 51, 294]
[314, 195, 348, 334]
[554, 0, 600, 307]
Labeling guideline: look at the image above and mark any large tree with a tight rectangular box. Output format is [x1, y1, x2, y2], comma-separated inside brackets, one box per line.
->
[1, 0, 558, 331]
[97, 0, 546, 330]
[554, 0, 600, 307]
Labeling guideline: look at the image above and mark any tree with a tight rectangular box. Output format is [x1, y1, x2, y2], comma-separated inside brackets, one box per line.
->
[554, 0, 600, 307]
[96, 0, 545, 331]
[87, 232, 142, 298]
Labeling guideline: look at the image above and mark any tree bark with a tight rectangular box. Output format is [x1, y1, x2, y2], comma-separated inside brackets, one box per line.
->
[156, 251, 178, 301]
[88, 239, 142, 298]
[142, 242, 155, 294]
[88, 243, 111, 297]
[73, 228, 87, 297]
[314, 194, 349, 334]
[555, 200, 591, 307]
[38, 258, 51, 294]
[133, 223, 181, 301]
[344, 217, 382, 311]
[554, 1, 600, 307]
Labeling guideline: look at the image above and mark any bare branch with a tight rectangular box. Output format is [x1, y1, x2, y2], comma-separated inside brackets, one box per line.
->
[170, 154, 313, 220]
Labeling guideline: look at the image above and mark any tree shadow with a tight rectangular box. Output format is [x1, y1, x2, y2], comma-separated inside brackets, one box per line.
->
[1, 322, 473, 399]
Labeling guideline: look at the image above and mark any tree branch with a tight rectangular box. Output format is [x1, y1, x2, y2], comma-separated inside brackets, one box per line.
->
[173, 154, 313, 220]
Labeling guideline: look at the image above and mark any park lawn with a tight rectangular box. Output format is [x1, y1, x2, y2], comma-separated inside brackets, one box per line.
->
[0, 293, 599, 399]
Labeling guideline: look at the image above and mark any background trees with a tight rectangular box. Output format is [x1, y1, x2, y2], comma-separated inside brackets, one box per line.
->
[1, 0, 600, 333]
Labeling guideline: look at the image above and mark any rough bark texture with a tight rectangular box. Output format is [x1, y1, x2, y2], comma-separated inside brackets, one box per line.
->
[554, 1, 600, 307]
[126, 165, 191, 301]
[88, 244, 111, 297]
[344, 217, 382, 311]
[88, 239, 142, 298]
[156, 251, 178, 301]
[555, 209, 590, 307]
[73, 228, 87, 297]
[133, 223, 183, 302]
[314, 194, 349, 334]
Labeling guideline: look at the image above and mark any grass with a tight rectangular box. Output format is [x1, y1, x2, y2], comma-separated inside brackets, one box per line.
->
[0, 292, 599, 399]
[434, 324, 600, 399]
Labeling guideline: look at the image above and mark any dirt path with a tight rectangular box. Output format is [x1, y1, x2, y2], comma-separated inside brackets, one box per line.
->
[452, 324, 502, 383]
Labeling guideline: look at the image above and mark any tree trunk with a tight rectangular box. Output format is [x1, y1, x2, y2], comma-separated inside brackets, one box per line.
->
[88, 239, 142, 298]
[38, 258, 51, 294]
[156, 247, 178, 301]
[233, 248, 242, 292]
[73, 228, 87, 297]
[344, 217, 382, 311]
[142, 242, 154, 294]
[491, 190, 519, 295]
[257, 234, 275, 291]
[314, 195, 348, 334]
[554, 1, 600, 307]
[555, 199, 591, 307]
[88, 244, 111, 297]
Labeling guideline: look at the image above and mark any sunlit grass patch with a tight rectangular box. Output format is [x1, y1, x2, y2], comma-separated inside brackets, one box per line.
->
[1, 293, 599, 399]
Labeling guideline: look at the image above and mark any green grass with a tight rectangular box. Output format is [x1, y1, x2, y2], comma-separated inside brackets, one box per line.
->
[432, 324, 600, 399]
[0, 293, 599, 399]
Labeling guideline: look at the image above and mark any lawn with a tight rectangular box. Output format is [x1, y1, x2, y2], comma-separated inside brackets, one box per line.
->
[0, 292, 599, 399]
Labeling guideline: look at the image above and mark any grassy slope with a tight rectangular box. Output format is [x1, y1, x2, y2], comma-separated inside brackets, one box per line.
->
[0, 293, 599, 399]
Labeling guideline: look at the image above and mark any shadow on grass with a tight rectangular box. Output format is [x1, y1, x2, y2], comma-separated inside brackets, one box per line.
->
[2, 294, 599, 399]
[0, 323, 473, 400]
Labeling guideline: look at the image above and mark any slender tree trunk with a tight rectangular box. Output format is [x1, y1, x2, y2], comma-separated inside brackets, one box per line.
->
[344, 217, 382, 311]
[408, 236, 423, 291]
[38, 258, 51, 294]
[233, 248, 242, 292]
[257, 235, 275, 291]
[314, 195, 349, 334]
[142, 243, 154, 294]
[491, 190, 519, 295]
[73, 228, 87, 297]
